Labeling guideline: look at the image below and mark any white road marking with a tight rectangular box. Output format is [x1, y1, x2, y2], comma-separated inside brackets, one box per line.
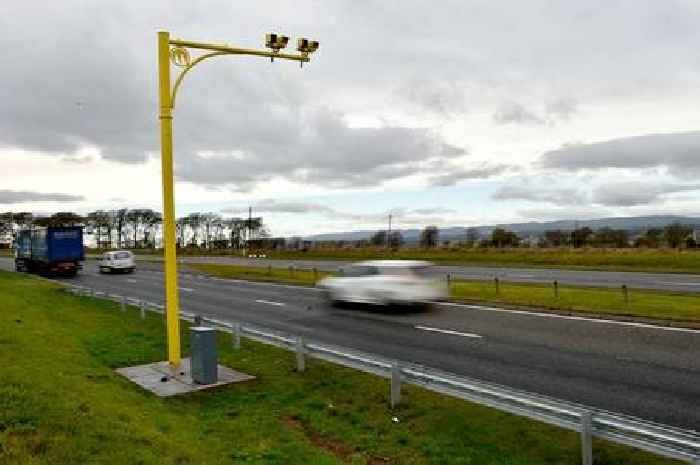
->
[415, 325, 482, 338]
[255, 299, 286, 307]
[659, 281, 700, 286]
[439, 302, 700, 334]
[180, 287, 194, 292]
[126, 279, 138, 283]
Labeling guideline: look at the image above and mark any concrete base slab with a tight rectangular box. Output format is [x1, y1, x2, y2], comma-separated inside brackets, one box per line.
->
[116, 358, 255, 397]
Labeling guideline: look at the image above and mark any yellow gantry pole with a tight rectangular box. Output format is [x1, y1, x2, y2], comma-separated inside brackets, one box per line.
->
[158, 30, 181, 367]
[156, 30, 316, 368]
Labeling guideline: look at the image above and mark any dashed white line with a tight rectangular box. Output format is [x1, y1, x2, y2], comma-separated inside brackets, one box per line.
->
[659, 281, 700, 286]
[255, 299, 286, 307]
[180, 287, 195, 292]
[415, 325, 482, 338]
[126, 279, 138, 283]
[439, 302, 700, 334]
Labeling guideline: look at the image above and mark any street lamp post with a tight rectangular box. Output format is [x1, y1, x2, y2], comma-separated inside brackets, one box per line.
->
[157, 30, 318, 368]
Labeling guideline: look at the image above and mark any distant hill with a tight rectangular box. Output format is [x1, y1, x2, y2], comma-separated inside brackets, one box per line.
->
[304, 215, 700, 243]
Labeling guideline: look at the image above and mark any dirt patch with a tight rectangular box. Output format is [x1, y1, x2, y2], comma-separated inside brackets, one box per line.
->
[284, 416, 392, 465]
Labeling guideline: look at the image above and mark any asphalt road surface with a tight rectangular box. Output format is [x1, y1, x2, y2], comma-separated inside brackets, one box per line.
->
[172, 256, 700, 293]
[2, 257, 698, 431]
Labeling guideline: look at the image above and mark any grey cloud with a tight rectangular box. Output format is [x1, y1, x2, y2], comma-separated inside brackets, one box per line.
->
[493, 103, 544, 126]
[493, 99, 578, 126]
[0, 190, 85, 204]
[591, 181, 700, 206]
[223, 200, 334, 215]
[409, 207, 456, 215]
[4, 1, 700, 199]
[545, 98, 578, 122]
[517, 207, 613, 222]
[394, 79, 468, 118]
[176, 108, 465, 190]
[539, 131, 700, 176]
[223, 201, 456, 223]
[427, 164, 510, 187]
[493, 184, 587, 206]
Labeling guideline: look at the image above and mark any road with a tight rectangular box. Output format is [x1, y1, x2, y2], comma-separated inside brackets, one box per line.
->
[3, 257, 699, 431]
[170, 256, 700, 293]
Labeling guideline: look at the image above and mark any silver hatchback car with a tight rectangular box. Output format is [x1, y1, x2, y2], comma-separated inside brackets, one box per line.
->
[98, 251, 136, 274]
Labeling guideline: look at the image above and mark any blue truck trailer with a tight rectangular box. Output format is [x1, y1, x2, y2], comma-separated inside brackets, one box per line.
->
[14, 226, 84, 276]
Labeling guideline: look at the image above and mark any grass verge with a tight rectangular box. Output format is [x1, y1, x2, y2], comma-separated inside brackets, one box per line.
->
[451, 280, 700, 324]
[0, 270, 683, 465]
[187, 262, 330, 286]
[187, 263, 700, 324]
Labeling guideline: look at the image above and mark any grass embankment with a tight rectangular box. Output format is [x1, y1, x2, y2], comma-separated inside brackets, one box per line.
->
[188, 263, 331, 286]
[0, 271, 681, 465]
[264, 248, 700, 273]
[188, 263, 700, 324]
[0, 248, 11, 256]
[451, 281, 700, 324]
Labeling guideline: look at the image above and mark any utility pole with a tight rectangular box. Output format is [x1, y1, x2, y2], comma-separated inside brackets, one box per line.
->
[248, 206, 252, 244]
[386, 214, 392, 249]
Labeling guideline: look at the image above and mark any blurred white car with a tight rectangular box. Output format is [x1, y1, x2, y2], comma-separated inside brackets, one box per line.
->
[318, 260, 447, 307]
[98, 250, 135, 274]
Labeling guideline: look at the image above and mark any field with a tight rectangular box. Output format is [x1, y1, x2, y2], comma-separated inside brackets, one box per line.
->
[0, 270, 682, 465]
[186, 263, 700, 324]
[262, 247, 700, 273]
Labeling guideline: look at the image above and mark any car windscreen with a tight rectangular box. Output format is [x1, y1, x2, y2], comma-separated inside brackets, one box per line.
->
[115, 252, 131, 260]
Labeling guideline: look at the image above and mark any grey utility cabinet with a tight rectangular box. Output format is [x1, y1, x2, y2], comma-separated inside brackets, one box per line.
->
[190, 327, 218, 384]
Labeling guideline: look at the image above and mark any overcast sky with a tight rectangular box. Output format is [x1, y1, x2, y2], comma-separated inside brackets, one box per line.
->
[2, 1, 700, 235]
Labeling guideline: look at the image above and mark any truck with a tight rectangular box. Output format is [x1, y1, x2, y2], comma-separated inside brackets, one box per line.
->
[14, 226, 84, 276]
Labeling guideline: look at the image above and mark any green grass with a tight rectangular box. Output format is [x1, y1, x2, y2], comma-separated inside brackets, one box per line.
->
[187, 263, 330, 286]
[451, 280, 700, 323]
[0, 270, 683, 465]
[263, 247, 700, 273]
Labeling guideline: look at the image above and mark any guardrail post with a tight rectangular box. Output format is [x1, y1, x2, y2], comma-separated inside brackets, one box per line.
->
[139, 301, 146, 320]
[313, 267, 318, 281]
[267, 265, 272, 276]
[194, 314, 203, 326]
[232, 323, 241, 349]
[580, 412, 593, 465]
[553, 280, 559, 299]
[494, 277, 500, 295]
[390, 364, 401, 408]
[295, 336, 306, 372]
[622, 284, 629, 306]
[120, 296, 126, 312]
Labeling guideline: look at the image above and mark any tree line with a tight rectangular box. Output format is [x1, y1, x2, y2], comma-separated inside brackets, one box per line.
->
[0, 210, 267, 250]
[316, 223, 699, 250]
